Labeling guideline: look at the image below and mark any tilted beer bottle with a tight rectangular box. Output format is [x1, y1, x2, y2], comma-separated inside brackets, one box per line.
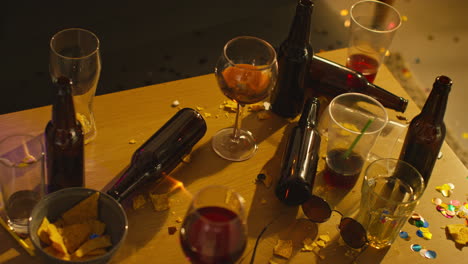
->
[270, 0, 314, 118]
[398, 75, 452, 187]
[45, 76, 84, 193]
[276, 98, 321, 205]
[107, 108, 207, 202]
[306, 55, 408, 113]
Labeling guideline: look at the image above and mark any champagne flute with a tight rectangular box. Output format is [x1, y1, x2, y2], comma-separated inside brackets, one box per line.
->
[212, 36, 278, 161]
[49, 28, 101, 144]
[180, 186, 247, 264]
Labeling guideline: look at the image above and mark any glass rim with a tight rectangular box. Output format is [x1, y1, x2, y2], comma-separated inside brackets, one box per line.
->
[328, 92, 389, 135]
[364, 158, 425, 204]
[0, 134, 45, 167]
[191, 185, 246, 220]
[50, 28, 100, 60]
[350, 0, 402, 34]
[223, 35, 277, 71]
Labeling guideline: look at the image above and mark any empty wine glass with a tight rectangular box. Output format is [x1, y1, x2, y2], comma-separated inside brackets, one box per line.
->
[212, 36, 278, 161]
[179, 185, 247, 264]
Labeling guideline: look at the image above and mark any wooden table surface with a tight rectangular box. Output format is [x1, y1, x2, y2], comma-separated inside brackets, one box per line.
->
[1, 49, 467, 263]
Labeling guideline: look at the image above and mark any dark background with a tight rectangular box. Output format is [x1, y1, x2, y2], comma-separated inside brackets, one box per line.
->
[1, 0, 348, 114]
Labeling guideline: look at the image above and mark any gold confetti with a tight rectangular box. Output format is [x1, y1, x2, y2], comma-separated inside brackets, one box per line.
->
[340, 9, 349, 16]
[204, 112, 212, 118]
[196, 106, 204, 111]
[128, 139, 137, 144]
[463, 132, 468, 139]
[401, 15, 408, 22]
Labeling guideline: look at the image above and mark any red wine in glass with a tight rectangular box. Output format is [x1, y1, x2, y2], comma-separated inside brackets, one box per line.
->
[180, 206, 247, 264]
[346, 53, 379, 83]
[324, 148, 365, 189]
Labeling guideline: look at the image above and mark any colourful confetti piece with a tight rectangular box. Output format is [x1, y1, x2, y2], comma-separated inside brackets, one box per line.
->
[411, 244, 422, 252]
[399, 231, 409, 239]
[424, 250, 437, 259]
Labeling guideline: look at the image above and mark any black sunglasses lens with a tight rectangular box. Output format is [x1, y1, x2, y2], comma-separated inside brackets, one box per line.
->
[301, 195, 332, 223]
[339, 217, 367, 249]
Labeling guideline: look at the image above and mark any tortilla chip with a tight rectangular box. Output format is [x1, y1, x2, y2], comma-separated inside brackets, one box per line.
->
[273, 239, 293, 259]
[132, 194, 146, 210]
[85, 248, 108, 256]
[60, 223, 92, 253]
[149, 193, 170, 211]
[89, 220, 106, 236]
[37, 217, 52, 245]
[61, 192, 99, 225]
[47, 223, 68, 254]
[43, 246, 71, 260]
[447, 224, 468, 245]
[73, 235, 112, 258]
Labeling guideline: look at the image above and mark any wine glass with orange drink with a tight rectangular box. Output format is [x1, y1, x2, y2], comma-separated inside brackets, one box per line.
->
[212, 36, 278, 161]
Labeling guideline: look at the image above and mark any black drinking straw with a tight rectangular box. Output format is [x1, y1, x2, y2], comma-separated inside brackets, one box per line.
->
[343, 118, 374, 159]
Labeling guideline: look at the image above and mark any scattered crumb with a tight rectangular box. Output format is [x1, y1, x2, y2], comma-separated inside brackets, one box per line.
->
[396, 115, 407, 122]
[301, 238, 316, 252]
[260, 199, 267, 205]
[273, 239, 293, 259]
[256, 172, 273, 188]
[175, 217, 183, 223]
[171, 100, 180, 107]
[182, 154, 192, 163]
[149, 193, 170, 212]
[204, 112, 212, 118]
[128, 139, 137, 144]
[132, 194, 147, 210]
[257, 111, 272, 120]
[168, 226, 178, 235]
[196, 106, 204, 111]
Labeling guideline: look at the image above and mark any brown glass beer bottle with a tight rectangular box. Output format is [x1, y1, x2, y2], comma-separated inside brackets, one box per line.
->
[398, 75, 452, 187]
[270, 0, 314, 118]
[45, 76, 84, 193]
[307, 55, 408, 113]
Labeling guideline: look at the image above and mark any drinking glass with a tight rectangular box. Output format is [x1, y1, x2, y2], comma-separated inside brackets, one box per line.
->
[50, 28, 101, 144]
[0, 134, 45, 236]
[180, 185, 247, 264]
[323, 93, 388, 189]
[346, 0, 401, 83]
[212, 36, 278, 161]
[359, 158, 424, 249]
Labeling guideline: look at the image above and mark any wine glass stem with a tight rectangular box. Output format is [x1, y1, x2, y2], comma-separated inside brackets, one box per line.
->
[232, 103, 244, 142]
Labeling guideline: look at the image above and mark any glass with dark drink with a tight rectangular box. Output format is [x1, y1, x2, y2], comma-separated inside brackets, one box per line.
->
[324, 148, 365, 189]
[180, 186, 247, 264]
[324, 93, 388, 189]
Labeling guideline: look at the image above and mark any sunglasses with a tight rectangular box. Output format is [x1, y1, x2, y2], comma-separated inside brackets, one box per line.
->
[301, 195, 368, 249]
[248, 194, 369, 264]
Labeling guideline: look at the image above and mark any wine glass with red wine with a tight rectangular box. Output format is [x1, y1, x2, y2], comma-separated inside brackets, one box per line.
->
[180, 186, 247, 264]
[212, 36, 278, 161]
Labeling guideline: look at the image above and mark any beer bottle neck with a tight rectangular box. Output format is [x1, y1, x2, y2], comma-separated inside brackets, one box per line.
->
[420, 76, 451, 124]
[286, 0, 313, 46]
[51, 77, 77, 128]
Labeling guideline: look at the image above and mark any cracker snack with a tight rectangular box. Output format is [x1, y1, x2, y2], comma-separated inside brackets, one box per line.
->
[37, 192, 112, 261]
